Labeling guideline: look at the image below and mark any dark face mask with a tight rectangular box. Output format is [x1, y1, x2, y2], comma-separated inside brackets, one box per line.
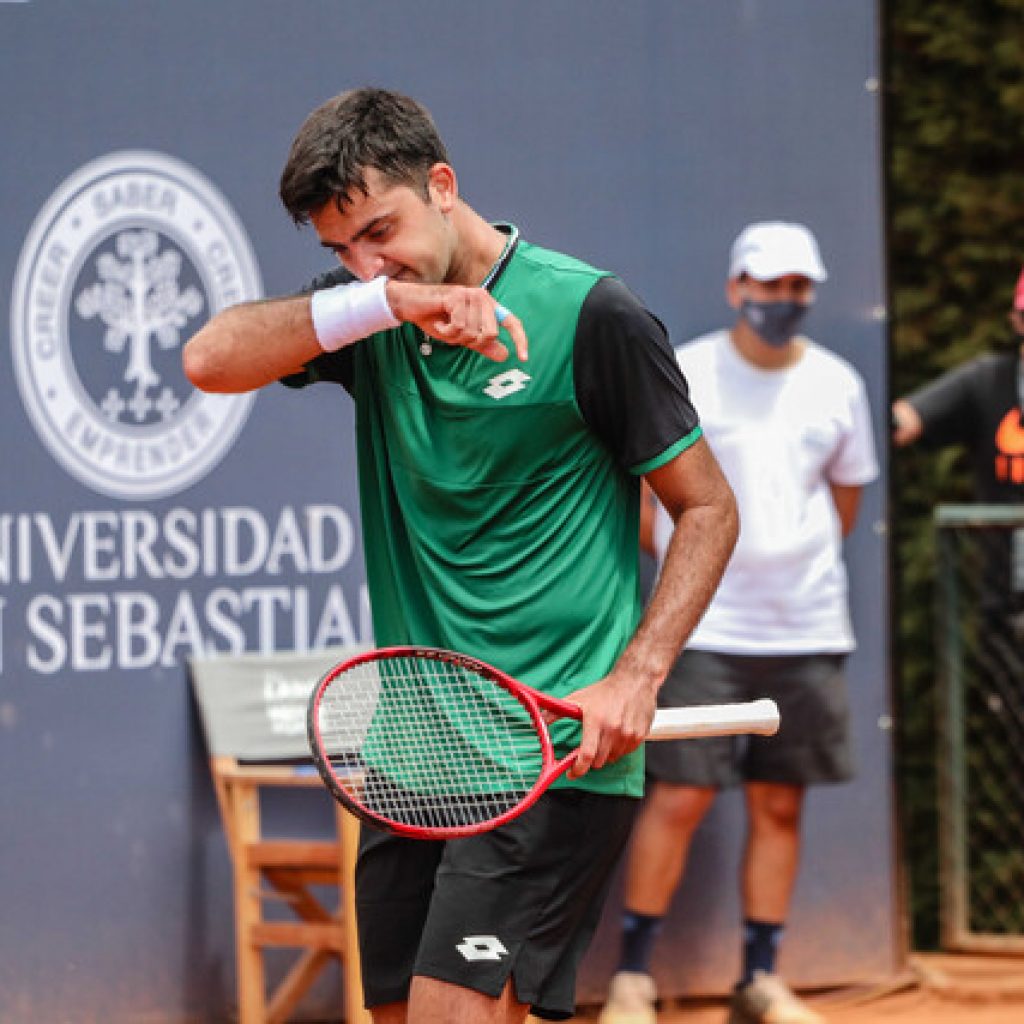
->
[740, 299, 810, 348]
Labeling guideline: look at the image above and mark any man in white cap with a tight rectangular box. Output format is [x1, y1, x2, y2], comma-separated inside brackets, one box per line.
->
[599, 222, 878, 1024]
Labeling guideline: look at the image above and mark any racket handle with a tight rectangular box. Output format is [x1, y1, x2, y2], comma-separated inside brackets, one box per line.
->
[648, 698, 780, 740]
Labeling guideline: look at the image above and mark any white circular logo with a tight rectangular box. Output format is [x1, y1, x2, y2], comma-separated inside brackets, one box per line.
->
[11, 151, 263, 500]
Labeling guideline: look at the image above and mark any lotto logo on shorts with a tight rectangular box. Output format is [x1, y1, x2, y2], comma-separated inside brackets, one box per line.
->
[483, 369, 531, 400]
[455, 935, 508, 962]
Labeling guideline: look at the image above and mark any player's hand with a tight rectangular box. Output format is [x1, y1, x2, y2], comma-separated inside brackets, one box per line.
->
[563, 673, 658, 779]
[386, 281, 528, 363]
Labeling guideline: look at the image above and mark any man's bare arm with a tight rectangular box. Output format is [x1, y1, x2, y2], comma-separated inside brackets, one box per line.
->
[183, 295, 321, 393]
[631, 440, 738, 677]
[568, 437, 738, 777]
[891, 398, 923, 447]
[183, 280, 528, 394]
[829, 482, 864, 538]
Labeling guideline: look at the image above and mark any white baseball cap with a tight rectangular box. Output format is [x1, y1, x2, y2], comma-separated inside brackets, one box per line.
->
[728, 221, 828, 283]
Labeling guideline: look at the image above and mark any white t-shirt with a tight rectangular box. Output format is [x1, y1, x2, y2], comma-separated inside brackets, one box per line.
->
[654, 329, 878, 654]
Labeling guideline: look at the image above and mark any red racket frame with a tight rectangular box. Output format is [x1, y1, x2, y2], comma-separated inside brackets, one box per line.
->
[307, 645, 582, 840]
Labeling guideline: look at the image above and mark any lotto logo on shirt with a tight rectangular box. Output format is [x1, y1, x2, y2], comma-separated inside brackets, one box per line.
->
[484, 368, 531, 400]
[995, 409, 1024, 485]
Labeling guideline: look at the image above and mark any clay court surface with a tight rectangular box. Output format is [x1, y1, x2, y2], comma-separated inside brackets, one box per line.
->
[567, 955, 1024, 1024]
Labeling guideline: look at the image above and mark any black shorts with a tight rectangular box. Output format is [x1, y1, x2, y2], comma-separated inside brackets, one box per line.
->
[355, 788, 637, 1021]
[645, 649, 854, 788]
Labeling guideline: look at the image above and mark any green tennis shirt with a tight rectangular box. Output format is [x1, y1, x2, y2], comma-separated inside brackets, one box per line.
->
[285, 229, 701, 797]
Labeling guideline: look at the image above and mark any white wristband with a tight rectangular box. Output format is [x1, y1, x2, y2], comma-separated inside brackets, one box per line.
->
[310, 277, 401, 352]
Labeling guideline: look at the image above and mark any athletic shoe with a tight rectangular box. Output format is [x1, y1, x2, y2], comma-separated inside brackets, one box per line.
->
[597, 970, 657, 1024]
[727, 971, 825, 1024]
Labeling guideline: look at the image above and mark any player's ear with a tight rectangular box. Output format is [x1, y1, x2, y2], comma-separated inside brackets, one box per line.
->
[427, 163, 457, 213]
[725, 276, 742, 310]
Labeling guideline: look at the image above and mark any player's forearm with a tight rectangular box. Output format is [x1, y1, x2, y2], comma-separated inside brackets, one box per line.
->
[183, 295, 322, 393]
[618, 486, 738, 694]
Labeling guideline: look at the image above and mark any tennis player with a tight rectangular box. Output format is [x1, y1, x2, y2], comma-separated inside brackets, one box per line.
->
[183, 87, 738, 1024]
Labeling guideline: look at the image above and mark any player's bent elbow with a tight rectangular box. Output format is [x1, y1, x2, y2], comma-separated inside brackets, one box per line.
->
[182, 315, 245, 393]
[717, 479, 740, 551]
[181, 334, 223, 392]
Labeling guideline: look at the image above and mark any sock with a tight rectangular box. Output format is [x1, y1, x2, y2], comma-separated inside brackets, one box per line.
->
[740, 918, 784, 985]
[618, 910, 663, 974]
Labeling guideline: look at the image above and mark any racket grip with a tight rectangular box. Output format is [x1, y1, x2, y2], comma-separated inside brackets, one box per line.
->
[648, 698, 780, 740]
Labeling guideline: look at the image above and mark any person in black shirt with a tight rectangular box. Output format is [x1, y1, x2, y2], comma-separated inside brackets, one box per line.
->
[892, 266, 1024, 502]
[891, 264, 1024, 706]
[891, 266, 1024, 591]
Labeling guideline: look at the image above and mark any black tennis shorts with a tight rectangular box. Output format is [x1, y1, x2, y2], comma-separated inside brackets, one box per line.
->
[355, 787, 638, 1020]
[645, 649, 854, 787]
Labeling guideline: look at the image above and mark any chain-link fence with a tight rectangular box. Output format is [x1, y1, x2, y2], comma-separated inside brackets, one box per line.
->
[936, 504, 1024, 951]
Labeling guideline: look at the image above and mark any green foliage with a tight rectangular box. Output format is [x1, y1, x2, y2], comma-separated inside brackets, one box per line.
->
[887, 0, 1024, 948]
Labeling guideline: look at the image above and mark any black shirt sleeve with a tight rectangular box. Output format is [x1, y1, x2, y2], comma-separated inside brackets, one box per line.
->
[906, 358, 983, 448]
[573, 276, 700, 472]
[279, 266, 358, 393]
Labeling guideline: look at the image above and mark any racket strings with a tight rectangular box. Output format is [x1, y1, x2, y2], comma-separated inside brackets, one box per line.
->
[315, 655, 546, 830]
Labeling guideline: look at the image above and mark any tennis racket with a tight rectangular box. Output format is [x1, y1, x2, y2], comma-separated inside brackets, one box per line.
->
[307, 645, 779, 840]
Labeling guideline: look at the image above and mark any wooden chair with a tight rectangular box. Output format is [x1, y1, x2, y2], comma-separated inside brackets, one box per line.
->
[189, 648, 371, 1024]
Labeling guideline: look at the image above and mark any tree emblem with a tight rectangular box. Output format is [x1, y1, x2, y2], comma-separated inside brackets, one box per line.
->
[75, 229, 205, 423]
